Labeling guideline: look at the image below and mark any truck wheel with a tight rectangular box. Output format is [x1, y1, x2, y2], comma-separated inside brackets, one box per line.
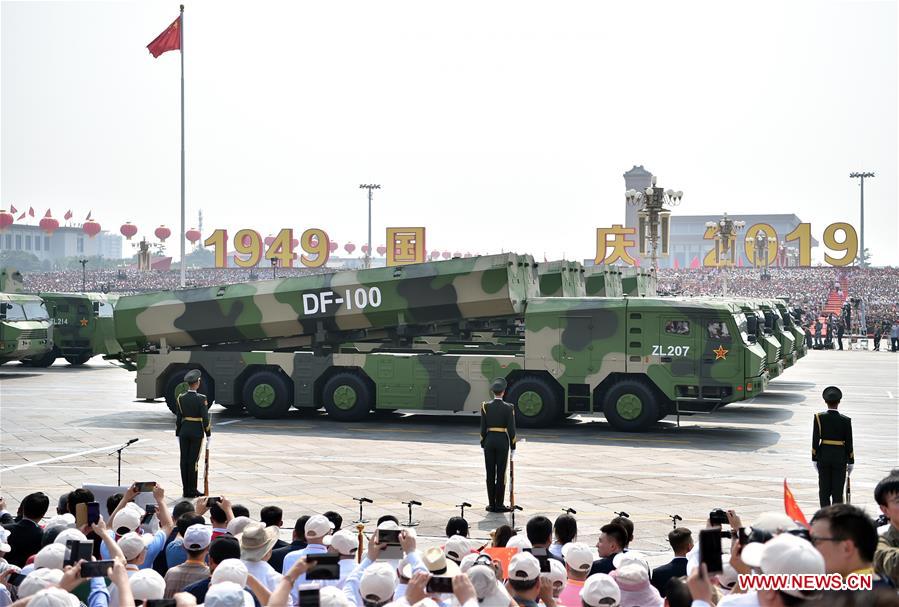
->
[602, 380, 660, 432]
[322, 372, 373, 422]
[164, 369, 216, 415]
[507, 376, 562, 428]
[243, 371, 293, 419]
[65, 354, 92, 366]
[23, 348, 58, 368]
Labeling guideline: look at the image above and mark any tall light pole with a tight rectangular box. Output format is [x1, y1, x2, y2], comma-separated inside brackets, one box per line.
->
[746, 231, 777, 280]
[625, 176, 682, 273]
[849, 172, 874, 267]
[359, 184, 380, 269]
[79, 258, 89, 292]
[705, 214, 745, 295]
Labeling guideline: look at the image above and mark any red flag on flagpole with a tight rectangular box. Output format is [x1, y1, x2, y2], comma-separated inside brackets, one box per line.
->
[17, 212, 25, 221]
[64, 210, 73, 220]
[9, 205, 16, 214]
[85, 211, 92, 221]
[44, 209, 52, 218]
[147, 15, 181, 58]
[784, 479, 809, 528]
[28, 207, 35, 217]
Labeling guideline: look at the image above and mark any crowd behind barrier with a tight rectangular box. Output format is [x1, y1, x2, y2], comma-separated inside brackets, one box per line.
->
[1, 469, 898, 607]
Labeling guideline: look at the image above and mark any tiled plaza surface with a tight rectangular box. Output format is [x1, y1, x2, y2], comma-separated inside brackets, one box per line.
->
[2, 349, 896, 564]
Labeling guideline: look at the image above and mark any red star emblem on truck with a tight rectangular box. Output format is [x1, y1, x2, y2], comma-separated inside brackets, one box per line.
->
[713, 345, 728, 360]
[80, 318, 89, 327]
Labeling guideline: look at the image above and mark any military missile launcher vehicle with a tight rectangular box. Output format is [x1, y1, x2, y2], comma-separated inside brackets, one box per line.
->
[758, 300, 797, 368]
[537, 261, 586, 297]
[621, 267, 657, 297]
[21, 293, 121, 367]
[115, 254, 768, 432]
[0, 292, 52, 364]
[720, 298, 784, 378]
[773, 300, 807, 359]
[584, 266, 624, 297]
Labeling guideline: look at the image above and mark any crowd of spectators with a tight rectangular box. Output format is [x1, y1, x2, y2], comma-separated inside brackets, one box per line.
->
[1, 469, 898, 607]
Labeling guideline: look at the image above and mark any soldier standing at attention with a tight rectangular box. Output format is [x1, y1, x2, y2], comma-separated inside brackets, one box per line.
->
[176, 369, 211, 498]
[813, 386, 854, 507]
[480, 378, 517, 513]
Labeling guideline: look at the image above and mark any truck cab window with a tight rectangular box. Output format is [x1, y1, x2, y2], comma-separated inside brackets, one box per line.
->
[665, 320, 690, 335]
[707, 321, 731, 340]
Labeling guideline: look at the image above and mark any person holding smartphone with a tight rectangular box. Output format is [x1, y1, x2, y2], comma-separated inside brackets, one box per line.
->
[176, 369, 212, 499]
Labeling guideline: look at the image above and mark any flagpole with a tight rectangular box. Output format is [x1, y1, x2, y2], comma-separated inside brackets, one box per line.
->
[179, 4, 186, 288]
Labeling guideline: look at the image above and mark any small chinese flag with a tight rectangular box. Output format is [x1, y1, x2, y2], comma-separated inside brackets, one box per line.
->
[44, 209, 52, 218]
[9, 205, 16, 213]
[17, 212, 25, 221]
[147, 15, 181, 58]
[85, 211, 92, 221]
[28, 207, 35, 217]
[784, 479, 809, 528]
[64, 209, 73, 220]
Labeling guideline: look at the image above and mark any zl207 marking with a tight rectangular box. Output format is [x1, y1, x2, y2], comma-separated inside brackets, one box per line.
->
[302, 287, 383, 315]
[652, 345, 690, 356]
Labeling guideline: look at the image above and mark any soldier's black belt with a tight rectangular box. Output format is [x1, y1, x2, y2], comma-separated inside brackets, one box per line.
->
[183, 417, 203, 422]
[821, 440, 846, 446]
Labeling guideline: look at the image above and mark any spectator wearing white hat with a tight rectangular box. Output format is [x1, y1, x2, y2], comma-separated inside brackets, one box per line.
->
[164, 523, 213, 597]
[611, 559, 662, 607]
[17, 568, 64, 599]
[505, 552, 544, 607]
[282, 513, 335, 596]
[506, 535, 533, 551]
[131, 568, 167, 603]
[228, 516, 253, 537]
[239, 522, 283, 593]
[445, 535, 473, 564]
[206, 580, 255, 607]
[559, 543, 594, 607]
[102, 482, 174, 569]
[344, 530, 427, 607]
[327, 528, 362, 585]
[580, 573, 621, 607]
[183, 537, 262, 606]
[107, 531, 156, 605]
[22, 587, 79, 607]
[545, 559, 567, 601]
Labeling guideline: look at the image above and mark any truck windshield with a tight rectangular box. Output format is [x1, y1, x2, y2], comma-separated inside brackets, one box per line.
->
[734, 314, 752, 346]
[1, 302, 27, 321]
[94, 300, 114, 318]
[23, 301, 49, 320]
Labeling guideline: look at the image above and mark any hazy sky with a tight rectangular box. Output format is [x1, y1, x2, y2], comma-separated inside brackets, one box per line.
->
[2, 0, 897, 264]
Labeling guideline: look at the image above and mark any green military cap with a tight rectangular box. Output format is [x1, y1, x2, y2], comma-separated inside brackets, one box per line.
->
[184, 369, 202, 383]
[822, 386, 842, 403]
[491, 377, 507, 393]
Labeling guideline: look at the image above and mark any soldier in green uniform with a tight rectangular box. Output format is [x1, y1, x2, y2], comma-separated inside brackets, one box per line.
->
[812, 386, 854, 507]
[176, 369, 211, 498]
[480, 378, 517, 513]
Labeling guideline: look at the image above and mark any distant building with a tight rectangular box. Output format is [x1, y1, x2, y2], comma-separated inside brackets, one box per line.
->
[0, 224, 123, 262]
[622, 166, 818, 268]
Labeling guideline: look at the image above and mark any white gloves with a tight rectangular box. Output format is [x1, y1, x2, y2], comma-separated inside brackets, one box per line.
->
[206, 436, 212, 448]
[814, 462, 818, 472]
[847, 464, 854, 474]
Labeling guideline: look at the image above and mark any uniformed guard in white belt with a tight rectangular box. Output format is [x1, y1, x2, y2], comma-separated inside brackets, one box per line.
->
[480, 377, 517, 513]
[176, 369, 211, 498]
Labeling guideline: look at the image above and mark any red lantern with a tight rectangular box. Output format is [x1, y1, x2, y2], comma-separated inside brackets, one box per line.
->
[240, 233, 253, 247]
[264, 235, 275, 247]
[309, 234, 319, 247]
[291, 238, 300, 250]
[442, 251, 451, 260]
[329, 241, 338, 253]
[154, 225, 171, 241]
[39, 211, 59, 235]
[120, 222, 138, 240]
[344, 243, 356, 254]
[431, 250, 440, 259]
[186, 228, 202, 244]
[377, 245, 387, 256]
[82, 219, 101, 238]
[361, 244, 370, 254]
[0, 210, 13, 232]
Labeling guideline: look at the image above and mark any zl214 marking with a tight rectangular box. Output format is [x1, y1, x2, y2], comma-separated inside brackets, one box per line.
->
[302, 287, 383, 315]
[652, 345, 690, 356]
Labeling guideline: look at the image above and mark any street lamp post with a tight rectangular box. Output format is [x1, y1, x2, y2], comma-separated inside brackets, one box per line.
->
[271, 257, 279, 280]
[746, 231, 777, 280]
[705, 214, 745, 295]
[78, 258, 89, 292]
[359, 184, 381, 269]
[625, 177, 682, 273]
[849, 172, 874, 267]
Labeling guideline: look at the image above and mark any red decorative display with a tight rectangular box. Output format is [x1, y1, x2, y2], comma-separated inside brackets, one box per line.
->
[442, 251, 451, 259]
[120, 222, 138, 240]
[264, 235, 275, 247]
[329, 241, 338, 253]
[39, 211, 59, 235]
[82, 219, 101, 238]
[344, 243, 356, 254]
[430, 250, 440, 260]
[0, 210, 13, 231]
[186, 228, 202, 243]
[155, 225, 171, 241]
[361, 244, 370, 254]
[377, 245, 387, 256]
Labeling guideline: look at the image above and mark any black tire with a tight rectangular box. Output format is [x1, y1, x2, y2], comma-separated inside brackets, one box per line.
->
[65, 354, 92, 366]
[602, 379, 660, 432]
[22, 348, 58, 368]
[506, 376, 563, 428]
[243, 370, 293, 419]
[164, 368, 216, 415]
[322, 371, 373, 422]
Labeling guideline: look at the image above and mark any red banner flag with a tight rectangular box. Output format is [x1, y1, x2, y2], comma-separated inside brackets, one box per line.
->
[64, 210, 73, 220]
[147, 15, 181, 58]
[85, 211, 92, 221]
[17, 212, 25, 221]
[784, 479, 809, 528]
[44, 209, 52, 218]
[28, 207, 35, 217]
[9, 205, 16, 213]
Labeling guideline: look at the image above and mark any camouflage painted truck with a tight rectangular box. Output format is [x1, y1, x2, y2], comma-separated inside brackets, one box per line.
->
[721, 298, 784, 379]
[0, 292, 53, 364]
[773, 300, 808, 359]
[21, 293, 121, 367]
[584, 266, 624, 297]
[758, 300, 797, 368]
[537, 261, 586, 297]
[114, 254, 768, 432]
[620, 267, 657, 297]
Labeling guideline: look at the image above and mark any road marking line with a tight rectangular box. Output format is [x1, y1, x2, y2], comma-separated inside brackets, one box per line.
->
[0, 440, 151, 472]
[217, 419, 244, 426]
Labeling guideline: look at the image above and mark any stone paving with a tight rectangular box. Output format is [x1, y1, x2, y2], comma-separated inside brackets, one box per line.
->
[1, 349, 897, 564]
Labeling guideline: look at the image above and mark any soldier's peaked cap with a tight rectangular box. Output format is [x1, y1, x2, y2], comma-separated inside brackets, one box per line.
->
[822, 386, 842, 402]
[184, 369, 202, 383]
[491, 378, 507, 393]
